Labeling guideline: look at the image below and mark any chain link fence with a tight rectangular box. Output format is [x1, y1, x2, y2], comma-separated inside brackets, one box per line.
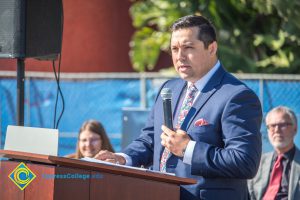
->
[1, 71, 300, 154]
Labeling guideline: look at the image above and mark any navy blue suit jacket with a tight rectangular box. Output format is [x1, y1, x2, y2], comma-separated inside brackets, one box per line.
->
[124, 66, 262, 200]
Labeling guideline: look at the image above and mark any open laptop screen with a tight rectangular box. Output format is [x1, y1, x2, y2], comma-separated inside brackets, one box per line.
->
[4, 125, 58, 156]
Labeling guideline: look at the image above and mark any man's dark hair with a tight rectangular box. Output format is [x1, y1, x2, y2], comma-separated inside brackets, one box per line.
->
[171, 15, 217, 48]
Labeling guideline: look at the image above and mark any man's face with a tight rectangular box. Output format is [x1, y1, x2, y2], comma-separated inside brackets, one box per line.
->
[266, 111, 297, 153]
[170, 27, 217, 83]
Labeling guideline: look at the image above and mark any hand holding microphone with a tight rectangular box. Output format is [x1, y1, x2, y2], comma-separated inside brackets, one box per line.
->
[160, 88, 190, 157]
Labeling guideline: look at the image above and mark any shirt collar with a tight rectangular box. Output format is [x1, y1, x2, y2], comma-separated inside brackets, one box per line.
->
[274, 145, 295, 161]
[188, 60, 221, 92]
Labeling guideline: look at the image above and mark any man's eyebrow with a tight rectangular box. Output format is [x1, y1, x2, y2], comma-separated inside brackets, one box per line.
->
[171, 41, 194, 47]
[182, 41, 194, 45]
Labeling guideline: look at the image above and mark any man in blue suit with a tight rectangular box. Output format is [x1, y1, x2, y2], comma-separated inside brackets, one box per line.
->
[95, 15, 262, 200]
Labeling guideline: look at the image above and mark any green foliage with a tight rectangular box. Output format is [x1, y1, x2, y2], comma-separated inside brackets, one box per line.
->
[129, 0, 300, 73]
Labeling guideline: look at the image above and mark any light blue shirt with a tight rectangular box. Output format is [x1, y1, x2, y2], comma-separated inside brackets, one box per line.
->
[183, 60, 220, 164]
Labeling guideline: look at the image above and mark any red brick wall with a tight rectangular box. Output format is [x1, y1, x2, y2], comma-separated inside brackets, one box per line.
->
[0, 0, 135, 72]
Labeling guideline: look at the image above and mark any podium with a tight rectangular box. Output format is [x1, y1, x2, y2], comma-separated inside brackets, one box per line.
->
[0, 150, 196, 200]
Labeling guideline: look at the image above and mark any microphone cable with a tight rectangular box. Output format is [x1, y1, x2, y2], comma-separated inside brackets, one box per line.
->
[52, 54, 65, 129]
[53, 0, 64, 129]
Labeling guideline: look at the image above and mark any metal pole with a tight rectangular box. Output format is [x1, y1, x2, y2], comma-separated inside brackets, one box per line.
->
[27, 77, 31, 126]
[140, 73, 147, 109]
[259, 79, 264, 113]
[17, 58, 25, 126]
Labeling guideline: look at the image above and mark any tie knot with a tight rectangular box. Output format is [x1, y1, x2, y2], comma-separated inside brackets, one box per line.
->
[277, 154, 284, 162]
[188, 84, 197, 94]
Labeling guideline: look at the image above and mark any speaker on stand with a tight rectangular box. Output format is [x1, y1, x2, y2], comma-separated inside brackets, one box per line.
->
[0, 0, 63, 125]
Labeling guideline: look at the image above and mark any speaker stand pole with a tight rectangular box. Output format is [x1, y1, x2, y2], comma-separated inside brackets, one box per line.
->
[17, 58, 25, 126]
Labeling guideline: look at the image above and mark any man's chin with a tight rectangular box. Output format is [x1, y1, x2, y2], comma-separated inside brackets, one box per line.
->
[271, 140, 291, 150]
[179, 74, 195, 82]
[178, 73, 188, 79]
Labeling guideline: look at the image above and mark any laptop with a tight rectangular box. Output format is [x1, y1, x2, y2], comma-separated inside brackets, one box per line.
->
[4, 125, 59, 156]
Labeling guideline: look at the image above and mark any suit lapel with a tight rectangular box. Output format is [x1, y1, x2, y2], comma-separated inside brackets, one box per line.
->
[258, 153, 273, 199]
[183, 66, 226, 130]
[171, 80, 186, 122]
[288, 148, 300, 200]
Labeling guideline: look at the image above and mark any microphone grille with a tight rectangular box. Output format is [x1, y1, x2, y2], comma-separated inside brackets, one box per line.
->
[160, 88, 172, 100]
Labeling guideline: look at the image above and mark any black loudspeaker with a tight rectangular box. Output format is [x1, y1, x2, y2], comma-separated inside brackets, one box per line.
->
[0, 0, 63, 59]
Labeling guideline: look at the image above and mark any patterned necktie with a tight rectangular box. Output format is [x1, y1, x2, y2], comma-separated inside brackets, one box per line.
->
[160, 84, 198, 172]
[263, 154, 284, 200]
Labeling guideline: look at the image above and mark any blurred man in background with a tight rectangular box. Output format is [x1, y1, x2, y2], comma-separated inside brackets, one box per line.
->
[248, 106, 300, 200]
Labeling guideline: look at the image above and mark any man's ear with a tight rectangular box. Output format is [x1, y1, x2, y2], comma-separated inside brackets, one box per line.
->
[208, 41, 217, 55]
[293, 125, 298, 135]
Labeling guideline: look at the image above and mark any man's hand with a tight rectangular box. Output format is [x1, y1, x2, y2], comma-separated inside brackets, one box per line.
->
[94, 150, 126, 165]
[160, 125, 190, 157]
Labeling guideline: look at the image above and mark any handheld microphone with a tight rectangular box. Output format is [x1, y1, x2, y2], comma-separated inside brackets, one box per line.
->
[160, 88, 173, 131]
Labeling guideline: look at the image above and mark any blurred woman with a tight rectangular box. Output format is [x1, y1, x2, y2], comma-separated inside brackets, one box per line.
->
[66, 120, 114, 159]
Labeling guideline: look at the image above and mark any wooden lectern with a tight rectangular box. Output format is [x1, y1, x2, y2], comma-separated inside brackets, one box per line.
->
[0, 150, 196, 200]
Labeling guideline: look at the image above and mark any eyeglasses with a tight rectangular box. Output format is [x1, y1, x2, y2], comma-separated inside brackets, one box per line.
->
[79, 138, 101, 144]
[266, 122, 293, 131]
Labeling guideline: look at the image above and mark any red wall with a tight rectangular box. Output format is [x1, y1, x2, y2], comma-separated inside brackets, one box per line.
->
[0, 0, 135, 72]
